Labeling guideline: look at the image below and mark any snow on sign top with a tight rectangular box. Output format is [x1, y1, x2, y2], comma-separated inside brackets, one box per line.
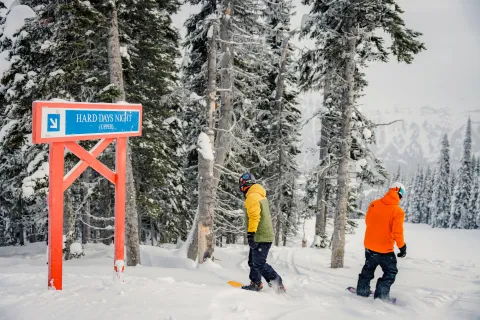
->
[32, 100, 143, 144]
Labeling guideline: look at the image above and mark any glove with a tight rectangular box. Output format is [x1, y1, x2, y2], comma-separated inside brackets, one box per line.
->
[397, 244, 406, 258]
[247, 232, 257, 249]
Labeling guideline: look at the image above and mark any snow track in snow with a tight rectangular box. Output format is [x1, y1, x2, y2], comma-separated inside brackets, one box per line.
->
[0, 220, 479, 320]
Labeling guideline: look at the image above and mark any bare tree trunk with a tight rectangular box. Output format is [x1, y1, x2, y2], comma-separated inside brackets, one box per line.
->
[273, 36, 291, 247]
[30, 224, 37, 243]
[137, 209, 143, 244]
[136, 179, 143, 243]
[82, 169, 90, 244]
[150, 216, 155, 246]
[313, 79, 330, 248]
[274, 218, 281, 246]
[196, 20, 217, 264]
[331, 34, 356, 269]
[63, 189, 75, 260]
[282, 211, 291, 247]
[187, 222, 198, 261]
[212, 4, 233, 188]
[18, 223, 25, 246]
[107, 2, 141, 266]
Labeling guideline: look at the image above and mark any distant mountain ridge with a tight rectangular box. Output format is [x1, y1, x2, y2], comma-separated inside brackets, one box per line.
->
[364, 106, 480, 175]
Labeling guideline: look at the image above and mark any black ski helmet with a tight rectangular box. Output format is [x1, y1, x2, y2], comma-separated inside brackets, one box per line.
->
[239, 173, 256, 194]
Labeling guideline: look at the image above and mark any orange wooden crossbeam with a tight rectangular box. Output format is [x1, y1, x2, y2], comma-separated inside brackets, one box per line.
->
[64, 141, 116, 186]
[63, 139, 115, 191]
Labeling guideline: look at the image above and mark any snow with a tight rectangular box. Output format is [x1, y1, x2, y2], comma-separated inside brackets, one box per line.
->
[363, 128, 372, 140]
[100, 84, 115, 94]
[81, 1, 93, 9]
[21, 185, 35, 198]
[0, 219, 479, 320]
[357, 158, 368, 167]
[25, 79, 35, 90]
[21, 161, 49, 199]
[70, 243, 83, 255]
[207, 25, 213, 39]
[0, 119, 18, 142]
[120, 46, 131, 64]
[49, 69, 65, 77]
[27, 151, 47, 173]
[189, 92, 206, 107]
[13, 73, 25, 84]
[300, 14, 311, 29]
[2, 5, 35, 40]
[40, 40, 54, 51]
[197, 132, 214, 160]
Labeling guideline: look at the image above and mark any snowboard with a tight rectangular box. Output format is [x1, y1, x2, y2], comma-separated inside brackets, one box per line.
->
[347, 287, 397, 304]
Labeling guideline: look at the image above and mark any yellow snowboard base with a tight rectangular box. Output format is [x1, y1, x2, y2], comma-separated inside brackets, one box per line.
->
[227, 281, 243, 288]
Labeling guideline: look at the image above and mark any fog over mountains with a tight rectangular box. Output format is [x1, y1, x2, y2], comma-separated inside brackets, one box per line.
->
[297, 94, 480, 177]
[365, 105, 480, 175]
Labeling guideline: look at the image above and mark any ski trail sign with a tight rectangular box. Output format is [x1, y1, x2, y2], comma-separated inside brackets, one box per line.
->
[32, 100, 143, 290]
[33, 101, 142, 143]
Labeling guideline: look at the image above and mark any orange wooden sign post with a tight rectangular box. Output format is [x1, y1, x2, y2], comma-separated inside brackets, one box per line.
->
[32, 100, 142, 290]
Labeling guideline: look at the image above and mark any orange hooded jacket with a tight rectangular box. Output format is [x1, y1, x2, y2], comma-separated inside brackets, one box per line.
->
[364, 189, 405, 254]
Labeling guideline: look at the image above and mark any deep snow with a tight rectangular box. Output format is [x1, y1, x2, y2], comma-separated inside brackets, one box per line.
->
[0, 219, 479, 320]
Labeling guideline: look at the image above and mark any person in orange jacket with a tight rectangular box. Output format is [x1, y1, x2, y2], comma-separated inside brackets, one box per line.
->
[356, 182, 407, 300]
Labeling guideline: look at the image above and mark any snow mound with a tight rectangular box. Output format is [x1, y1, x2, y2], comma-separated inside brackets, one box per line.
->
[2, 5, 35, 40]
[197, 132, 213, 160]
[70, 243, 83, 255]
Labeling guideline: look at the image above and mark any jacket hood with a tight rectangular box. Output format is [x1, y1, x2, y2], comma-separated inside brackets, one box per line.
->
[381, 189, 401, 205]
[246, 184, 266, 198]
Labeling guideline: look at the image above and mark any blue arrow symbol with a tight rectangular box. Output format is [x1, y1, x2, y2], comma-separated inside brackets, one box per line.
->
[49, 117, 58, 129]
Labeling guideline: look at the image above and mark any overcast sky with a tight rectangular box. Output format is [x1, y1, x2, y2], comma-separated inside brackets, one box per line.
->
[173, 0, 480, 115]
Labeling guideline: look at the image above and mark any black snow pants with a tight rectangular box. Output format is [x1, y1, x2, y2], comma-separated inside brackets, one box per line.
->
[248, 242, 281, 285]
[356, 249, 398, 300]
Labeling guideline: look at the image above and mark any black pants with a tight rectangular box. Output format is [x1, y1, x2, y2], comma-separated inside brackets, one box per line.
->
[356, 249, 398, 299]
[248, 242, 281, 285]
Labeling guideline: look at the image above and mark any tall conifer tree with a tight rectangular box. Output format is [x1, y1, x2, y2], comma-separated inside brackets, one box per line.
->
[431, 134, 451, 228]
[451, 118, 473, 229]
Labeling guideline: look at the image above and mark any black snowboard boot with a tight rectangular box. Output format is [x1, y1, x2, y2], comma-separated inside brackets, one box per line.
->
[241, 281, 263, 291]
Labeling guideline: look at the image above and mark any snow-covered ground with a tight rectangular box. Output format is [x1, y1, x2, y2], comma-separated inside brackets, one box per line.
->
[1, 219, 479, 320]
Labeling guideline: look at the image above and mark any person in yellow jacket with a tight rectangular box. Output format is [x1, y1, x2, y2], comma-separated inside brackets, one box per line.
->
[239, 173, 285, 292]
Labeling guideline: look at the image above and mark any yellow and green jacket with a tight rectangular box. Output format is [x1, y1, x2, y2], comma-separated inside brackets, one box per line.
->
[244, 184, 274, 243]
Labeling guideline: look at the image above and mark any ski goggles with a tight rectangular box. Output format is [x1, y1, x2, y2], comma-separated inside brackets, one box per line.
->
[398, 187, 405, 198]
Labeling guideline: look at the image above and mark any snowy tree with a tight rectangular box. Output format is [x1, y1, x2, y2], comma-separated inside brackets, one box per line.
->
[0, 0, 187, 250]
[181, 0, 285, 253]
[0, 1, 116, 246]
[468, 157, 479, 229]
[392, 165, 402, 183]
[180, 2, 217, 246]
[104, 0, 142, 266]
[422, 167, 434, 224]
[431, 134, 451, 228]
[255, 0, 301, 246]
[402, 170, 415, 214]
[300, 0, 425, 267]
[451, 118, 473, 229]
[476, 184, 480, 229]
[119, 0, 189, 244]
[407, 167, 424, 224]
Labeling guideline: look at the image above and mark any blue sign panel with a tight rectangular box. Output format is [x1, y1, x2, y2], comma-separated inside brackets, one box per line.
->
[65, 110, 140, 136]
[47, 114, 60, 132]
